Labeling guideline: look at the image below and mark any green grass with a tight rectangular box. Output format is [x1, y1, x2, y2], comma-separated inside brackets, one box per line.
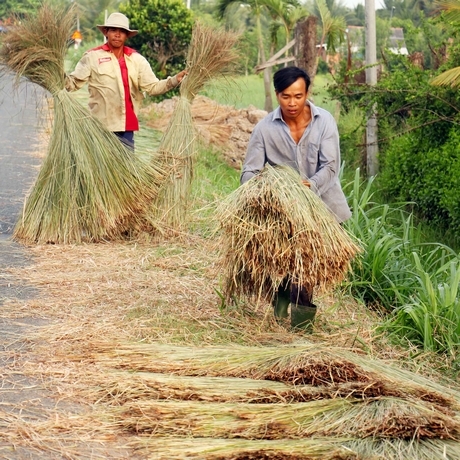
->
[343, 170, 460, 362]
[200, 72, 339, 115]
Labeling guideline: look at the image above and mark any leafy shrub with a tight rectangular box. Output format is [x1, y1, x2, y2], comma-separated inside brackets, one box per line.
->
[344, 169, 460, 355]
[330, 43, 460, 239]
[379, 127, 460, 234]
[120, 0, 193, 101]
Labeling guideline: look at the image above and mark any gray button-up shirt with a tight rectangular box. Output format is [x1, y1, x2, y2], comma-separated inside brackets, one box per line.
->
[241, 101, 351, 223]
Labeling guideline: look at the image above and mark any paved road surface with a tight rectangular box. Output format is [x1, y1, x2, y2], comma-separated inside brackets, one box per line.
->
[0, 73, 52, 459]
[0, 72, 44, 299]
[0, 72, 135, 460]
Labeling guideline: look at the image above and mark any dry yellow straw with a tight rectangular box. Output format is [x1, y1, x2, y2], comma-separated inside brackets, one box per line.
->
[90, 342, 460, 409]
[215, 164, 361, 302]
[115, 397, 459, 440]
[152, 22, 240, 230]
[130, 436, 460, 460]
[1, 3, 168, 243]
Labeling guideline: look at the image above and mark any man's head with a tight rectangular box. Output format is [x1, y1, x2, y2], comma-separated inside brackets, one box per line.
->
[273, 67, 310, 94]
[97, 12, 138, 38]
[274, 67, 311, 121]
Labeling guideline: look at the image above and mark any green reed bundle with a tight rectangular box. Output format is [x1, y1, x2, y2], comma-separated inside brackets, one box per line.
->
[90, 342, 460, 409]
[1, 3, 167, 243]
[153, 22, 239, 230]
[215, 164, 361, 302]
[87, 369, 453, 408]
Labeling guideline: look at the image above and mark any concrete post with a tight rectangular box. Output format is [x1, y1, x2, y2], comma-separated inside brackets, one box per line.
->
[365, 0, 379, 176]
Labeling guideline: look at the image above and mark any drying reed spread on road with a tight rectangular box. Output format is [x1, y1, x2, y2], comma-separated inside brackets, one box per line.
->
[215, 164, 361, 302]
[3, 236, 460, 459]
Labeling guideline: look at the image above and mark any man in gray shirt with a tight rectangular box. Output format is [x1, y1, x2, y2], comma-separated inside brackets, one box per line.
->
[240, 66, 351, 331]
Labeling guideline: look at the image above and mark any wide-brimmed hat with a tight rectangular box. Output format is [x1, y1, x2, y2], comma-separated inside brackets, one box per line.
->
[97, 12, 138, 38]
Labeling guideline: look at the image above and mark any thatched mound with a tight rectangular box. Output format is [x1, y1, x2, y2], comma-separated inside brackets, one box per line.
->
[141, 95, 267, 169]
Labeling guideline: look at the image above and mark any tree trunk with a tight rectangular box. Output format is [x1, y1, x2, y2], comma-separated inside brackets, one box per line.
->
[294, 16, 318, 88]
[257, 15, 273, 112]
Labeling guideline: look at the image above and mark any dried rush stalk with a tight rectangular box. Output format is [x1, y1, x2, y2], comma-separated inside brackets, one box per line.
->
[151, 22, 240, 230]
[14, 90, 167, 243]
[116, 396, 459, 440]
[215, 165, 361, 302]
[1, 4, 168, 243]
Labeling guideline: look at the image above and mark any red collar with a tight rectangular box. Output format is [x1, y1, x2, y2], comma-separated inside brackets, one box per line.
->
[97, 43, 136, 56]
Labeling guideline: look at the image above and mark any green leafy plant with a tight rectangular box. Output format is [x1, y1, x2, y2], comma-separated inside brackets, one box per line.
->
[120, 0, 193, 100]
[386, 253, 460, 355]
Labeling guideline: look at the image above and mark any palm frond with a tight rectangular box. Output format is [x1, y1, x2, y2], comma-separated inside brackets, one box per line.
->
[431, 67, 460, 87]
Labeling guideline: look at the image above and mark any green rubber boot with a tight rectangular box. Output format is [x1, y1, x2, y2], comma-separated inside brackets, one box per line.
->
[290, 304, 317, 332]
[272, 285, 291, 319]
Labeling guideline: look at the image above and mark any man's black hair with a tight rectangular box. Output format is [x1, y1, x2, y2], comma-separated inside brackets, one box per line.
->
[273, 66, 310, 93]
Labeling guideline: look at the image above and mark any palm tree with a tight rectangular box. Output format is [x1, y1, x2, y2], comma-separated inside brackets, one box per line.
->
[218, 0, 275, 111]
[314, 0, 347, 57]
[431, 0, 460, 86]
[263, 0, 307, 51]
[218, 0, 303, 111]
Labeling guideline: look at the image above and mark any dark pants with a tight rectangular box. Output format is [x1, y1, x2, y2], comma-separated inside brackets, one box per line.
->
[278, 277, 314, 307]
[114, 131, 135, 150]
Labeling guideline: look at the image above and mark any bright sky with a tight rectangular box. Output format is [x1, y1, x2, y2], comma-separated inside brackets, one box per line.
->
[340, 0, 387, 9]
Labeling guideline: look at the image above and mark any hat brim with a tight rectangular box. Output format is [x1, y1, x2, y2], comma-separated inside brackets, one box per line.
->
[97, 25, 138, 38]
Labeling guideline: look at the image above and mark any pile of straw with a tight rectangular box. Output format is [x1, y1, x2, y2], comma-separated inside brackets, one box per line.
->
[0, 4, 167, 243]
[82, 342, 460, 454]
[152, 22, 239, 230]
[89, 342, 460, 408]
[214, 165, 361, 302]
[130, 436, 460, 460]
[88, 369, 453, 408]
[115, 397, 458, 440]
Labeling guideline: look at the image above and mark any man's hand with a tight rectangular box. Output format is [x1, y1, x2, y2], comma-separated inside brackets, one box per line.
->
[302, 179, 311, 188]
[176, 70, 188, 83]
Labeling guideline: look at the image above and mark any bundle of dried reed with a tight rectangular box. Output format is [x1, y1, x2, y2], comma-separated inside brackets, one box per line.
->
[116, 396, 459, 440]
[92, 342, 460, 408]
[130, 436, 460, 460]
[86, 370, 452, 408]
[152, 22, 240, 230]
[0, 4, 167, 243]
[214, 164, 361, 302]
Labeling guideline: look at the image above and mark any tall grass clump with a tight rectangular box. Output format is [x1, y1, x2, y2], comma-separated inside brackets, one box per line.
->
[0, 3, 167, 243]
[152, 22, 240, 231]
[344, 169, 460, 356]
[343, 170, 419, 309]
[385, 253, 460, 356]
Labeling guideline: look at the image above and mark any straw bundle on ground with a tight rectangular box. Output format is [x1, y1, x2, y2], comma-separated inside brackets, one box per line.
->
[90, 371, 290, 404]
[115, 397, 459, 440]
[132, 437, 356, 460]
[130, 436, 460, 460]
[91, 342, 460, 408]
[215, 164, 361, 302]
[0, 4, 167, 243]
[87, 370, 456, 410]
[152, 22, 239, 230]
